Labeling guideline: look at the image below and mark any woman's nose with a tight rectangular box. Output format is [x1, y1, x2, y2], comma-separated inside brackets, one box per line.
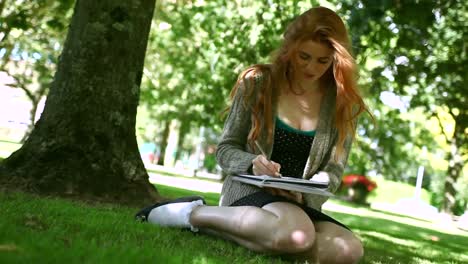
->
[304, 61, 318, 72]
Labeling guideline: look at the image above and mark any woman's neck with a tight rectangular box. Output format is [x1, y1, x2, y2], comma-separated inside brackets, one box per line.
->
[286, 80, 323, 97]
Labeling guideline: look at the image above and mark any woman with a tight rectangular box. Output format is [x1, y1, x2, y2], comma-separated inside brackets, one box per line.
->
[136, 6, 370, 264]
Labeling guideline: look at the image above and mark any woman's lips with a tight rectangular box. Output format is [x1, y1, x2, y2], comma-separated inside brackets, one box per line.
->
[304, 73, 315, 79]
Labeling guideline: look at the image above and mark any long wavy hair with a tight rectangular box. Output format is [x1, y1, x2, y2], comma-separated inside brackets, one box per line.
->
[228, 6, 370, 159]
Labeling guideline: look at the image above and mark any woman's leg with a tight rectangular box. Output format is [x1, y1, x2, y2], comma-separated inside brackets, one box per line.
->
[190, 202, 316, 254]
[292, 221, 363, 264]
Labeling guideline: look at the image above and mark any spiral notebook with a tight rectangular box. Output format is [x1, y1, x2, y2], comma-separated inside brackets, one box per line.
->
[232, 174, 333, 197]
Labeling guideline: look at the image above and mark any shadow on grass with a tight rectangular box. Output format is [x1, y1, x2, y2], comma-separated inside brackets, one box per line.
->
[328, 210, 468, 264]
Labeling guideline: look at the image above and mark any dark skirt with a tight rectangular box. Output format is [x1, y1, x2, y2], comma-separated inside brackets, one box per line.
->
[229, 191, 349, 230]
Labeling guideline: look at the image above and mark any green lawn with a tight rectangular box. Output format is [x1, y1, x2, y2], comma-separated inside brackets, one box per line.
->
[1, 186, 467, 264]
[0, 140, 21, 157]
[366, 178, 432, 205]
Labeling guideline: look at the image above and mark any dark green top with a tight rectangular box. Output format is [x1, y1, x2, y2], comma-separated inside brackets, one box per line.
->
[275, 116, 316, 137]
[270, 118, 315, 178]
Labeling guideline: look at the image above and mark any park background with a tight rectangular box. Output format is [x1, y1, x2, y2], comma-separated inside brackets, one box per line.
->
[0, 0, 467, 263]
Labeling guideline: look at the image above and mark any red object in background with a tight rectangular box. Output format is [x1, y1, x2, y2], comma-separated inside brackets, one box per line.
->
[342, 174, 377, 192]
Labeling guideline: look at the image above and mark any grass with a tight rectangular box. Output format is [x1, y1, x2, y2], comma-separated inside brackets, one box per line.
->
[0, 140, 21, 157]
[1, 186, 468, 264]
[367, 178, 431, 205]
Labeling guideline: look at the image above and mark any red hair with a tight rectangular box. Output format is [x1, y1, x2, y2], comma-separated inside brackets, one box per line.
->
[228, 7, 370, 159]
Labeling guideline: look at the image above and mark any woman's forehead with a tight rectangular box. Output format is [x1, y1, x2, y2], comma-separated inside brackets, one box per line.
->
[297, 40, 333, 57]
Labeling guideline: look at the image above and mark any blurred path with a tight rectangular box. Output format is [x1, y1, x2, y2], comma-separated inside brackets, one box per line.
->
[148, 172, 222, 193]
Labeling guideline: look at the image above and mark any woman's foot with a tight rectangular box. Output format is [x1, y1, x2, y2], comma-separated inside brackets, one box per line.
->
[135, 196, 206, 231]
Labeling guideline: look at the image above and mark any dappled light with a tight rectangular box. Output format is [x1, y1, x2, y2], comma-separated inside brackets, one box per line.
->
[0, 0, 466, 263]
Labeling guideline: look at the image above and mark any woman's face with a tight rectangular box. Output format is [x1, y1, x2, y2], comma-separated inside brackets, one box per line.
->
[292, 40, 334, 88]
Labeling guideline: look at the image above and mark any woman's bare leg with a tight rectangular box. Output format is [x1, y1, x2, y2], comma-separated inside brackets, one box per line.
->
[190, 203, 362, 263]
[314, 221, 363, 264]
[290, 221, 363, 264]
[189, 202, 316, 254]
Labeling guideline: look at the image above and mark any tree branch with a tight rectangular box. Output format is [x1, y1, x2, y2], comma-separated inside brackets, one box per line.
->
[5, 77, 36, 103]
[0, 0, 7, 19]
[432, 111, 450, 144]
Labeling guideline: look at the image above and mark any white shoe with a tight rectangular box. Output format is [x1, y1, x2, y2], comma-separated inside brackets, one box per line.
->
[135, 196, 206, 232]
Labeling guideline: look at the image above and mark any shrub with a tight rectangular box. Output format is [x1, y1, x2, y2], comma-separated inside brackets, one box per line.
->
[339, 174, 377, 204]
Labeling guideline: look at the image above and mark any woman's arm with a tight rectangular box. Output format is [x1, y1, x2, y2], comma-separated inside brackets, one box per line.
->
[303, 132, 354, 209]
[215, 75, 259, 175]
[317, 133, 354, 193]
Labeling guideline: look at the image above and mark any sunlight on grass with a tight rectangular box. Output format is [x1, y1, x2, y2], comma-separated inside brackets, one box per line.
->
[192, 256, 210, 264]
[0, 140, 21, 158]
[2, 186, 468, 264]
[324, 200, 468, 237]
[361, 231, 420, 248]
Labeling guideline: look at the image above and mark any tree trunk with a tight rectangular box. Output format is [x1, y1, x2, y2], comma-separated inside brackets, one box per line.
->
[157, 120, 170, 166]
[442, 118, 465, 213]
[174, 118, 190, 162]
[0, 0, 159, 206]
[21, 85, 47, 143]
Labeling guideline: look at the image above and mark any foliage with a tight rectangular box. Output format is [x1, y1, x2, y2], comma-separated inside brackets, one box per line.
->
[140, 0, 316, 130]
[340, 0, 467, 213]
[0, 0, 74, 138]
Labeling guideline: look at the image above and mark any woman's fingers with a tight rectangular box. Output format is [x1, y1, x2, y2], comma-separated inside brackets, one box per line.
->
[271, 161, 281, 176]
[252, 155, 281, 177]
[253, 160, 276, 176]
[258, 156, 279, 176]
[275, 189, 297, 200]
[267, 189, 304, 204]
[291, 191, 303, 204]
[265, 187, 279, 196]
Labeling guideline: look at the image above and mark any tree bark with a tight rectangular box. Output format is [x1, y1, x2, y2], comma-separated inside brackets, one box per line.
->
[157, 120, 170, 166]
[442, 117, 465, 213]
[0, 0, 159, 206]
[174, 118, 190, 162]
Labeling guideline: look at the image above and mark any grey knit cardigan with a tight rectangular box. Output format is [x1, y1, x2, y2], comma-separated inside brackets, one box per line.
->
[215, 70, 353, 211]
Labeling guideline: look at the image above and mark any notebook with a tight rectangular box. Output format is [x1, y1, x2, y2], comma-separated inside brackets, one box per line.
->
[232, 174, 333, 196]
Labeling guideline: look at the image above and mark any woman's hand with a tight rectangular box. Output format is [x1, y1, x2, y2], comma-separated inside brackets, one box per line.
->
[252, 155, 281, 177]
[266, 188, 304, 204]
[251, 155, 303, 204]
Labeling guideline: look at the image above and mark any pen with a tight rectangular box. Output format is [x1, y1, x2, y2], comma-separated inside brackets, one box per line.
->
[254, 140, 268, 157]
[254, 140, 281, 176]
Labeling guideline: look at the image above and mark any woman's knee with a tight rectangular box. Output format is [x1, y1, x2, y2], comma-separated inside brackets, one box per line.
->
[235, 209, 316, 253]
[332, 236, 364, 264]
[264, 220, 316, 253]
[255, 203, 315, 253]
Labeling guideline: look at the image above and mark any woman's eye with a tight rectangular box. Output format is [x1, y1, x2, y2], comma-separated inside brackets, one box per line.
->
[299, 53, 310, 60]
[319, 59, 329, 64]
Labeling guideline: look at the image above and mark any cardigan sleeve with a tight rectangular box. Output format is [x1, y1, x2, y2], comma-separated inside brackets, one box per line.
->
[215, 75, 259, 175]
[317, 132, 354, 193]
[303, 131, 354, 210]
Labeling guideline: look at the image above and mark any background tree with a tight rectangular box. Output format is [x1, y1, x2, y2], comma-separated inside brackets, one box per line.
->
[342, 0, 467, 213]
[0, 0, 159, 205]
[0, 0, 74, 141]
[140, 0, 306, 163]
